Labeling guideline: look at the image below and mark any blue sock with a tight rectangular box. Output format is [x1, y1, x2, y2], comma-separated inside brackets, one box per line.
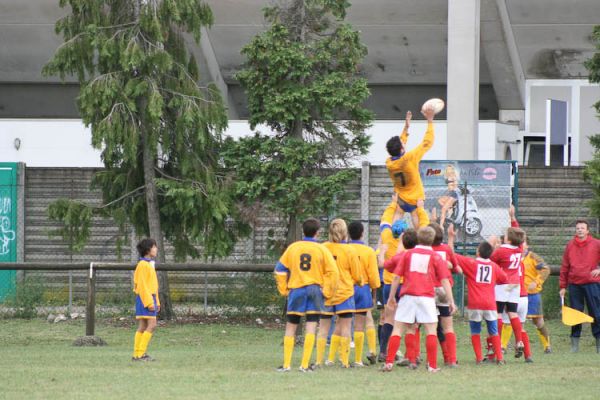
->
[380, 323, 393, 355]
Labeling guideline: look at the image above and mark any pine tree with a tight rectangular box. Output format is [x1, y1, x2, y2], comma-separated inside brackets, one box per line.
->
[43, 0, 248, 319]
[223, 0, 373, 248]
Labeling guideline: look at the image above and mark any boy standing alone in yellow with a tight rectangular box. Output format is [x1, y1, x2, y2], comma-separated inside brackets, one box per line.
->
[132, 238, 160, 361]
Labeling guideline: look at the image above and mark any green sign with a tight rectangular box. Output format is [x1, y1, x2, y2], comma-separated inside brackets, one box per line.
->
[0, 163, 17, 300]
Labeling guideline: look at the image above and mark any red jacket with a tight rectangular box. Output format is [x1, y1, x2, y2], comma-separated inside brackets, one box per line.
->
[559, 235, 600, 288]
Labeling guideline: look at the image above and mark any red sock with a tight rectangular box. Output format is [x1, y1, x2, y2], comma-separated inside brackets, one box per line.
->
[426, 335, 438, 369]
[440, 339, 449, 363]
[522, 331, 531, 359]
[510, 318, 523, 343]
[386, 335, 401, 364]
[491, 335, 503, 361]
[497, 319, 503, 337]
[486, 336, 495, 360]
[446, 332, 457, 364]
[471, 334, 483, 362]
[405, 333, 416, 363]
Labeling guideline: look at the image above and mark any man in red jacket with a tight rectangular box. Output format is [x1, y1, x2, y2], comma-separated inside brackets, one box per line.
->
[559, 219, 600, 352]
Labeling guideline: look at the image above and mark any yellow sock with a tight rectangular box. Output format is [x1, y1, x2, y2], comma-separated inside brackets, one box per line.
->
[537, 328, 550, 349]
[133, 331, 144, 358]
[416, 207, 430, 227]
[316, 338, 327, 365]
[139, 331, 153, 356]
[339, 337, 350, 367]
[501, 325, 513, 349]
[354, 332, 365, 363]
[366, 328, 377, 354]
[328, 335, 341, 363]
[283, 336, 295, 369]
[301, 333, 316, 369]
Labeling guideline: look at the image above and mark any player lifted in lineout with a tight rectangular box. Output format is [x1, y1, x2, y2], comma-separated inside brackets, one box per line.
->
[383, 100, 440, 230]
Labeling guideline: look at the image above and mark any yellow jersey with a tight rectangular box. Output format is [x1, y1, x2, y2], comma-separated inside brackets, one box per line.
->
[380, 200, 397, 227]
[274, 238, 339, 300]
[380, 228, 400, 285]
[323, 242, 362, 306]
[348, 241, 381, 289]
[523, 250, 549, 294]
[385, 122, 434, 205]
[133, 259, 160, 308]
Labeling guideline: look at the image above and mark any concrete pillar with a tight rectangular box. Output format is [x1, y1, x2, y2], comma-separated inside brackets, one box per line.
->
[447, 0, 480, 160]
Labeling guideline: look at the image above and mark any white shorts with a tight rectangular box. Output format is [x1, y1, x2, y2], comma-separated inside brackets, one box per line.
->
[502, 296, 528, 323]
[395, 295, 438, 324]
[469, 309, 498, 322]
[434, 286, 449, 306]
[495, 284, 520, 304]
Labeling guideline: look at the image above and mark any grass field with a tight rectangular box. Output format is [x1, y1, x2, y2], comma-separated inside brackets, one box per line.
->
[1, 317, 600, 400]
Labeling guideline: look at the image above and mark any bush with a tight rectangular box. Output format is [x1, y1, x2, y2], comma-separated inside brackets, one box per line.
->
[4, 276, 45, 318]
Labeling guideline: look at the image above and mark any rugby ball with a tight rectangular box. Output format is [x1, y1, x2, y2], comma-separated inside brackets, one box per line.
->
[422, 98, 445, 114]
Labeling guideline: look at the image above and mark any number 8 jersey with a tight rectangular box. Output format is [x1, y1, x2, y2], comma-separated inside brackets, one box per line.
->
[455, 254, 507, 311]
[274, 238, 339, 301]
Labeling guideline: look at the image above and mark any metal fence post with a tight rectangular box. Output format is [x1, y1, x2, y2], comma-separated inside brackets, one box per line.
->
[86, 263, 96, 336]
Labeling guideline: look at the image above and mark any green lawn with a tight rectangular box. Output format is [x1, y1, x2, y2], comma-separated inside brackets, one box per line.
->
[1, 318, 600, 400]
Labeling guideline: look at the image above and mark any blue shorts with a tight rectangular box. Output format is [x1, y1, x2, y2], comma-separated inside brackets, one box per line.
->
[354, 284, 373, 312]
[383, 283, 402, 304]
[527, 293, 543, 317]
[287, 285, 324, 316]
[135, 294, 158, 319]
[398, 197, 417, 213]
[322, 296, 356, 315]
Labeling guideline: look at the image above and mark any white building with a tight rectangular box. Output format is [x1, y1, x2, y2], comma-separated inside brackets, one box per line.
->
[1, 1, 599, 166]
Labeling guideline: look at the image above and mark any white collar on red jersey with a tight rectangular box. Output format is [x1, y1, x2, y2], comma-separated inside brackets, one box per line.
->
[476, 257, 490, 262]
[415, 245, 433, 251]
[500, 244, 519, 249]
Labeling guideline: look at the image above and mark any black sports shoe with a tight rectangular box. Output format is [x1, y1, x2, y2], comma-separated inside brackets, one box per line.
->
[366, 352, 377, 365]
[514, 341, 524, 359]
[140, 353, 155, 362]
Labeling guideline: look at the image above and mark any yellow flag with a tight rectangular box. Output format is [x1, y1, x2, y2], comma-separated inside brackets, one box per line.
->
[562, 305, 594, 326]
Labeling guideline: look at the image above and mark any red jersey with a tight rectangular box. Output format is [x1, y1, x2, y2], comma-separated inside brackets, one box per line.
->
[490, 244, 523, 285]
[455, 254, 507, 310]
[519, 262, 527, 297]
[390, 245, 451, 298]
[432, 243, 458, 286]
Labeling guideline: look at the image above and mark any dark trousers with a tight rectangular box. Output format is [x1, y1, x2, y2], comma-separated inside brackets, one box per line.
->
[568, 283, 600, 338]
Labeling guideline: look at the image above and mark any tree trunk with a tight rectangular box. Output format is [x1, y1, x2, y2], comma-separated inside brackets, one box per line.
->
[141, 126, 174, 320]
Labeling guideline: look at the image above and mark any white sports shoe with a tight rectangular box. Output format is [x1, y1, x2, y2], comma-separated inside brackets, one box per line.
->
[427, 365, 441, 373]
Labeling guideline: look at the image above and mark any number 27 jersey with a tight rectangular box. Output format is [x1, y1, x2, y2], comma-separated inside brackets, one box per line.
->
[490, 244, 523, 285]
[455, 254, 507, 310]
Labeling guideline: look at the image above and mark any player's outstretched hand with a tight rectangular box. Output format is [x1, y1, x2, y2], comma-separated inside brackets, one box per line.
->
[447, 223, 456, 239]
[431, 207, 438, 223]
[421, 104, 435, 122]
[405, 111, 412, 128]
[509, 204, 516, 221]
